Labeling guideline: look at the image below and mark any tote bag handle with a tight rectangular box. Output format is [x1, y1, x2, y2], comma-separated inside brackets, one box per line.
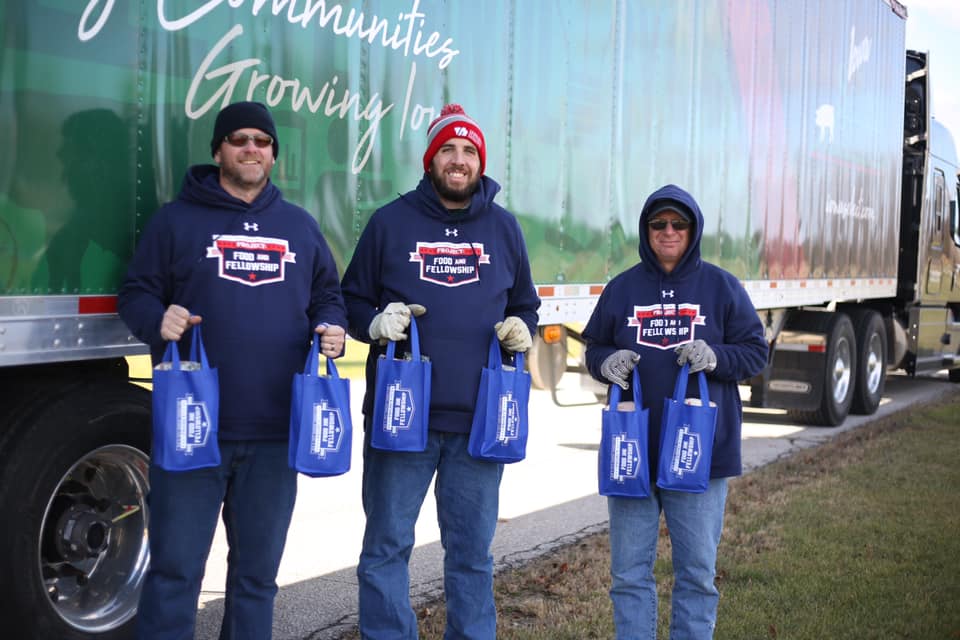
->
[385, 314, 422, 360]
[485, 332, 524, 371]
[672, 363, 710, 405]
[302, 333, 343, 378]
[608, 366, 642, 407]
[165, 324, 210, 370]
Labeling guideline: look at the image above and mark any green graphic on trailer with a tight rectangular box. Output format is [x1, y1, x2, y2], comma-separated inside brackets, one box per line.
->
[1, 1, 902, 297]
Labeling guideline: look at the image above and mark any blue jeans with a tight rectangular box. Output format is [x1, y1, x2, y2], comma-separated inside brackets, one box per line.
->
[607, 479, 728, 640]
[357, 429, 504, 640]
[137, 440, 298, 640]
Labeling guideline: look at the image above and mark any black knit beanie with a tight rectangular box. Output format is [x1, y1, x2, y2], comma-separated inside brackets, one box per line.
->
[210, 101, 279, 158]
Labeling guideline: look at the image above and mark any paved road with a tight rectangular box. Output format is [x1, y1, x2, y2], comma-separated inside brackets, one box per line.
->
[194, 371, 958, 639]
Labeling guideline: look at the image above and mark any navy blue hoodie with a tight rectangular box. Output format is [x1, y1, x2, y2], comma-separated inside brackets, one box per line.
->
[583, 184, 767, 478]
[341, 174, 540, 434]
[118, 165, 347, 440]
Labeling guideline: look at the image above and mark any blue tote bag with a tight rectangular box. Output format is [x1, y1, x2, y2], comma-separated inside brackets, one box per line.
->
[151, 325, 220, 471]
[656, 364, 718, 493]
[288, 335, 353, 477]
[598, 368, 651, 498]
[467, 333, 532, 464]
[371, 316, 432, 452]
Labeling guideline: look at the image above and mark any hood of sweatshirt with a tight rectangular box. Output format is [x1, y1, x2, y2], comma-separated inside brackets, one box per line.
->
[405, 173, 502, 221]
[637, 183, 705, 279]
[177, 164, 281, 213]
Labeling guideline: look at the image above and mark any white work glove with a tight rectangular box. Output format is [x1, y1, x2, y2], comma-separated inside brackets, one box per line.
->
[368, 302, 426, 344]
[494, 316, 532, 353]
[600, 349, 641, 390]
[675, 339, 717, 373]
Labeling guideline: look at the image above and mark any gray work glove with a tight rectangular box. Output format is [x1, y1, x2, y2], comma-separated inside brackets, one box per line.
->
[494, 316, 533, 353]
[368, 302, 427, 344]
[675, 339, 717, 373]
[600, 349, 641, 390]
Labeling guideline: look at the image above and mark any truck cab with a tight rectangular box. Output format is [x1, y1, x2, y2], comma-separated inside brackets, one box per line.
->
[896, 58, 960, 377]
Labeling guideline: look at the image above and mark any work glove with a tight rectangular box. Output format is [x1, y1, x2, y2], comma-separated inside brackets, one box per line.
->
[675, 339, 717, 373]
[494, 316, 533, 353]
[600, 349, 641, 390]
[368, 302, 427, 344]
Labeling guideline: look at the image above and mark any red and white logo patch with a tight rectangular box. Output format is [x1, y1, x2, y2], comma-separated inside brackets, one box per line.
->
[409, 242, 490, 287]
[627, 303, 706, 349]
[205, 235, 296, 286]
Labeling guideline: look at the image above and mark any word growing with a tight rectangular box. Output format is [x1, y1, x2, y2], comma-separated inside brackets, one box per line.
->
[185, 25, 441, 174]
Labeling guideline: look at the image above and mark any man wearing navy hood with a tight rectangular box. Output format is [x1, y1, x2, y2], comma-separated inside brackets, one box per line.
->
[341, 104, 540, 639]
[118, 102, 347, 639]
[584, 184, 766, 638]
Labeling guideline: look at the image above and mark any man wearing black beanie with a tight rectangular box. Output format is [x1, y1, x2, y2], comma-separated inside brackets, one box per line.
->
[208, 101, 281, 203]
[118, 101, 348, 639]
[209, 100, 280, 160]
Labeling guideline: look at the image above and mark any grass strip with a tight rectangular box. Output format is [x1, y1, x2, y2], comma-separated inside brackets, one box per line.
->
[390, 394, 960, 639]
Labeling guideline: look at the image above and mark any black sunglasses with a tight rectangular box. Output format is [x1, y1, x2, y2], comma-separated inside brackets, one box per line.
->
[648, 218, 691, 231]
[224, 132, 274, 149]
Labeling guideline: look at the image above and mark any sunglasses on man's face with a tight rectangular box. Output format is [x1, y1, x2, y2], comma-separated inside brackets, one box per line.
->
[224, 132, 274, 149]
[648, 218, 691, 231]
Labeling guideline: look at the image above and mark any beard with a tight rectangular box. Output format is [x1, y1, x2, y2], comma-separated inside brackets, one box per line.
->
[429, 168, 479, 207]
[220, 162, 267, 191]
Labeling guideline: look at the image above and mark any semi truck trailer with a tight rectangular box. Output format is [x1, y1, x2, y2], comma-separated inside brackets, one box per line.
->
[1, 0, 957, 637]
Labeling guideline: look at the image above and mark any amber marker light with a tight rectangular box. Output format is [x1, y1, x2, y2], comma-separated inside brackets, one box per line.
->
[542, 325, 564, 344]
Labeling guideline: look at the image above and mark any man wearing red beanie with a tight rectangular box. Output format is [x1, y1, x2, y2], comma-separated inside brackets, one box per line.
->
[341, 104, 540, 639]
[421, 105, 487, 175]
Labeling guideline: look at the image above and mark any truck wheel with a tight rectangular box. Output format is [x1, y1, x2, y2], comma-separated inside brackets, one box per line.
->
[787, 312, 856, 426]
[849, 310, 887, 415]
[0, 382, 151, 640]
[816, 313, 856, 425]
[528, 330, 567, 390]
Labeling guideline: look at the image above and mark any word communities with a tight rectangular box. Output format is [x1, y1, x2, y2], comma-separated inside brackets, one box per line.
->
[79, 0, 459, 70]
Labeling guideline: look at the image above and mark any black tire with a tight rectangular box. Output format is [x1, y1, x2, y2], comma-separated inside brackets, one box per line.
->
[0, 381, 151, 640]
[528, 330, 567, 390]
[950, 368, 960, 383]
[848, 310, 887, 415]
[786, 312, 856, 426]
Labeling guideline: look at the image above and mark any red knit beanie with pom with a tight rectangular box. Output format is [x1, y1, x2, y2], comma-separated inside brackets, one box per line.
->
[422, 104, 486, 174]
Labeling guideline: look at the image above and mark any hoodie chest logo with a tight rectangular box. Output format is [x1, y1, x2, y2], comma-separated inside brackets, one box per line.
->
[627, 303, 706, 350]
[408, 241, 490, 287]
[206, 234, 296, 287]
